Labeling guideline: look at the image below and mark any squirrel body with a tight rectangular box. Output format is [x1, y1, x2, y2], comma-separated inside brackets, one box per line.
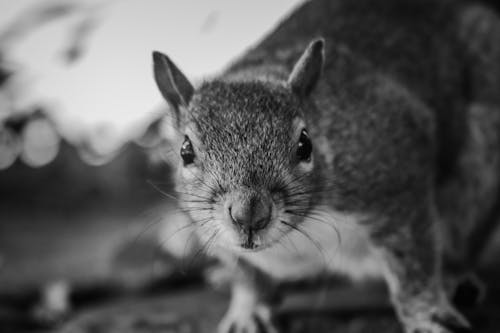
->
[152, 0, 500, 332]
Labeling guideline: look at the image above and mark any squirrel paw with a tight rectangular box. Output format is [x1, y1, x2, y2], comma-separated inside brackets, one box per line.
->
[217, 304, 278, 333]
[404, 306, 471, 333]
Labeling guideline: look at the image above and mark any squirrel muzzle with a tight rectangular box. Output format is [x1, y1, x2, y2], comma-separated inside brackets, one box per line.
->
[226, 189, 272, 235]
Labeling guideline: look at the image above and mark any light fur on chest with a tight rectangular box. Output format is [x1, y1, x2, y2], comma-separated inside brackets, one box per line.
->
[241, 209, 383, 282]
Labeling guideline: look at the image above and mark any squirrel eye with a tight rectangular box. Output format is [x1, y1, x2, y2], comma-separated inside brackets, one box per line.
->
[296, 129, 312, 162]
[180, 136, 195, 165]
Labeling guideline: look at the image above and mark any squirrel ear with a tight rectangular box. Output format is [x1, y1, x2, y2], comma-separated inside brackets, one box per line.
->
[153, 51, 194, 110]
[288, 38, 325, 97]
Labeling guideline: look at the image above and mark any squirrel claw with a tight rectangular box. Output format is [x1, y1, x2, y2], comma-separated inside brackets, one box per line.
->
[430, 312, 472, 333]
[399, 296, 472, 333]
[406, 307, 471, 333]
[217, 304, 278, 333]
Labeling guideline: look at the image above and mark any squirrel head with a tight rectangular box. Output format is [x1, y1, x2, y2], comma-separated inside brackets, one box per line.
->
[152, 39, 325, 252]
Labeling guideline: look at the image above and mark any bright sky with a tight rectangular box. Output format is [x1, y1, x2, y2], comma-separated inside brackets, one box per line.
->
[0, 0, 302, 149]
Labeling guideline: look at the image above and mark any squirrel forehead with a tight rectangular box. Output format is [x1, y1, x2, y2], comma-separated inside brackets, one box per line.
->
[184, 81, 302, 170]
[189, 80, 299, 125]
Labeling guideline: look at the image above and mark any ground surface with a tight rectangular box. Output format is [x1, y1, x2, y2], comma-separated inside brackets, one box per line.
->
[53, 280, 500, 333]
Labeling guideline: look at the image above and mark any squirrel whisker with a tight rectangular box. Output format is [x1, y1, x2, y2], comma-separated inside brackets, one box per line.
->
[277, 224, 300, 255]
[284, 208, 342, 245]
[185, 228, 220, 270]
[280, 220, 327, 267]
[158, 216, 213, 248]
[174, 190, 214, 201]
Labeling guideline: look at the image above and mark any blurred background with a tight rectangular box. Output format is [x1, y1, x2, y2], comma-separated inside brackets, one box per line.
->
[0, 1, 303, 331]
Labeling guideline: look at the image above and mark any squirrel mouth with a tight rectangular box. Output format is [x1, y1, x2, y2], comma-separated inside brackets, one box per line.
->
[241, 241, 258, 250]
[240, 229, 259, 250]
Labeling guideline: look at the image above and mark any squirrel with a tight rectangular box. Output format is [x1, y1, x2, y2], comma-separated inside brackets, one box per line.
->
[151, 0, 500, 332]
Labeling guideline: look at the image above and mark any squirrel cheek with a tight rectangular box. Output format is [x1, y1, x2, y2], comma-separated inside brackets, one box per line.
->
[179, 164, 201, 181]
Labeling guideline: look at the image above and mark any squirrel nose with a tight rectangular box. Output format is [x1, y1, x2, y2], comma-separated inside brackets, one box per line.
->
[229, 193, 271, 231]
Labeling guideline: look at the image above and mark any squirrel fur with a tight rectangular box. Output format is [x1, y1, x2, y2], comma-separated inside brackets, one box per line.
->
[152, 0, 500, 332]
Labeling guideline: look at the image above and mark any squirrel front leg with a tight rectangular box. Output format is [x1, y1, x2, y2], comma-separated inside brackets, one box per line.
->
[372, 201, 471, 333]
[216, 259, 280, 333]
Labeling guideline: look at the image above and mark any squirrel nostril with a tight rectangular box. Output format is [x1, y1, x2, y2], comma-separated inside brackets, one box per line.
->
[253, 216, 270, 230]
[228, 205, 245, 227]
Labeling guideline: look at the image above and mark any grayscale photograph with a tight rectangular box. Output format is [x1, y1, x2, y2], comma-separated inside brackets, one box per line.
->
[1, 0, 500, 332]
